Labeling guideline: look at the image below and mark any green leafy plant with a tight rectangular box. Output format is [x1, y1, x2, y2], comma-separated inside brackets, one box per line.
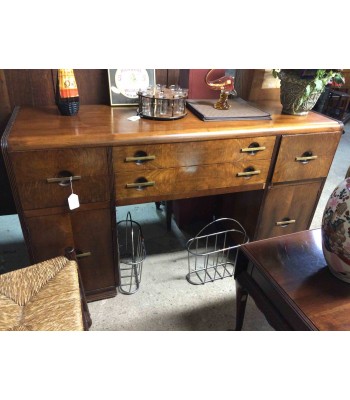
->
[272, 69, 345, 108]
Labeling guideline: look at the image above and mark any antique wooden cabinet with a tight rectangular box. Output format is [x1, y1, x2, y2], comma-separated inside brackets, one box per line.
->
[1, 103, 343, 301]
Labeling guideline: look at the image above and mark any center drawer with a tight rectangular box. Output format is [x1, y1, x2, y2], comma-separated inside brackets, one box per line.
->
[113, 136, 276, 172]
[10, 148, 110, 210]
[115, 159, 270, 202]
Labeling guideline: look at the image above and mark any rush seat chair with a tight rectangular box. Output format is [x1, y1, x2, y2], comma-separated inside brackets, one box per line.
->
[0, 250, 91, 331]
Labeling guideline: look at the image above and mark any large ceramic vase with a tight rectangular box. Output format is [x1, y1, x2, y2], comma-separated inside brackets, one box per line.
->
[279, 71, 324, 116]
[321, 176, 350, 282]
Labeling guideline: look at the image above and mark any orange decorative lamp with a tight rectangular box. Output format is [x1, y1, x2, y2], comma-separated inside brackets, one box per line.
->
[205, 69, 235, 110]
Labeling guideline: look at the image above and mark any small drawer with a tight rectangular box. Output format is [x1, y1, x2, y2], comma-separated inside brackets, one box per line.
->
[11, 148, 110, 210]
[272, 132, 340, 183]
[113, 136, 275, 172]
[115, 159, 270, 202]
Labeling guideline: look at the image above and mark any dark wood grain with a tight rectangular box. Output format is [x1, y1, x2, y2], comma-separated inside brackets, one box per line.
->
[218, 190, 265, 242]
[256, 181, 323, 239]
[5, 69, 56, 107]
[238, 229, 350, 331]
[73, 69, 110, 105]
[26, 206, 117, 301]
[156, 69, 181, 86]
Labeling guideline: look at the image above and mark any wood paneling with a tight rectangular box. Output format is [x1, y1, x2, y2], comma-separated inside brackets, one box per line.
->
[73, 69, 110, 105]
[5, 69, 56, 107]
[248, 69, 280, 102]
[235, 69, 255, 100]
[0, 70, 11, 125]
[0, 70, 15, 214]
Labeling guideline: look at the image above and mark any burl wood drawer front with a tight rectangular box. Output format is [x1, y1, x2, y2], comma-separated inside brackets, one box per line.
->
[256, 181, 322, 240]
[10, 148, 110, 210]
[115, 160, 270, 201]
[272, 132, 340, 183]
[113, 136, 275, 172]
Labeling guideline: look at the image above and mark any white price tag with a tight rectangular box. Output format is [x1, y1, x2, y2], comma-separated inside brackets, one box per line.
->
[68, 193, 80, 210]
[127, 115, 140, 121]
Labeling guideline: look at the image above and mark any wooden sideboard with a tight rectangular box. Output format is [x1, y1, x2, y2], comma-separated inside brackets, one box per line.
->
[1, 103, 343, 301]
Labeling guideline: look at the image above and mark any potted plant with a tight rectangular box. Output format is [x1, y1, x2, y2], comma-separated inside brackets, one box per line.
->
[272, 69, 345, 115]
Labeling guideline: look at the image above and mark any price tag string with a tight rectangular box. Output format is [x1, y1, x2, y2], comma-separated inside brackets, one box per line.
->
[70, 176, 74, 194]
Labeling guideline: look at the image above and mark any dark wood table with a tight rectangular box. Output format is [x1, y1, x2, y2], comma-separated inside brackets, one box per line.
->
[235, 228, 350, 330]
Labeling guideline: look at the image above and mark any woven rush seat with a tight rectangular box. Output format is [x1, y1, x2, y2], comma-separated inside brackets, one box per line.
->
[0, 256, 85, 331]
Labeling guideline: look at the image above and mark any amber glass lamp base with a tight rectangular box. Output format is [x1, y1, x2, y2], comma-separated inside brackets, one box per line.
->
[214, 90, 230, 110]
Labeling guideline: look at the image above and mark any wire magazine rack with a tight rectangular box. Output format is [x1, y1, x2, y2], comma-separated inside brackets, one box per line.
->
[117, 212, 146, 294]
[186, 218, 249, 285]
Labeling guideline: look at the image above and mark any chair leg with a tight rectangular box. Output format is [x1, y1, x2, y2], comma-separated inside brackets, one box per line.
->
[65, 247, 92, 330]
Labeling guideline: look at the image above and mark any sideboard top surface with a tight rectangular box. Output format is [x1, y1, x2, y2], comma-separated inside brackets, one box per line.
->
[4, 102, 343, 151]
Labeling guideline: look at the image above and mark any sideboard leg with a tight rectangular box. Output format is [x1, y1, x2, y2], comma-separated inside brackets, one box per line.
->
[235, 280, 248, 331]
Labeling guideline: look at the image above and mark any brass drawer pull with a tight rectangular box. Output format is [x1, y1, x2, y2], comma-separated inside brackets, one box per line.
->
[237, 170, 261, 177]
[126, 181, 155, 188]
[295, 155, 318, 162]
[46, 175, 81, 183]
[276, 219, 296, 226]
[241, 146, 266, 153]
[76, 252, 92, 258]
[125, 155, 156, 162]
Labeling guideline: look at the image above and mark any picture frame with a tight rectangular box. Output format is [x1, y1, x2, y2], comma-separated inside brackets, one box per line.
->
[108, 69, 156, 106]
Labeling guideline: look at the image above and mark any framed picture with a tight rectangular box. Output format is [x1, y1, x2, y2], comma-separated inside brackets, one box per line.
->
[108, 69, 156, 106]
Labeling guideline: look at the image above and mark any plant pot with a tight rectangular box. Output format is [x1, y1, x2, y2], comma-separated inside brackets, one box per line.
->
[279, 71, 324, 115]
[321, 176, 350, 283]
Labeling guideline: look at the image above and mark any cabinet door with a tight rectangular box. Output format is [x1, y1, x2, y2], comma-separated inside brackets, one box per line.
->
[256, 181, 323, 240]
[25, 206, 117, 301]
